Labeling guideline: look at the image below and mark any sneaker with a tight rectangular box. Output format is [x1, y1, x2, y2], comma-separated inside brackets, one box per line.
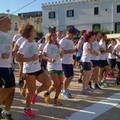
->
[99, 80, 108, 88]
[18, 80, 24, 89]
[89, 81, 93, 89]
[78, 79, 82, 83]
[32, 94, 37, 104]
[81, 88, 91, 95]
[0, 108, 2, 119]
[87, 87, 93, 92]
[107, 73, 113, 78]
[24, 108, 35, 118]
[61, 90, 72, 98]
[1, 111, 13, 120]
[54, 98, 62, 106]
[95, 83, 102, 90]
[44, 93, 51, 104]
[115, 78, 120, 85]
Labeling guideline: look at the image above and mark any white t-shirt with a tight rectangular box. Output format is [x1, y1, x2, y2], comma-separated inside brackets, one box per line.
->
[16, 37, 26, 47]
[113, 44, 120, 62]
[18, 41, 41, 73]
[38, 43, 46, 53]
[108, 44, 116, 59]
[43, 43, 62, 71]
[91, 40, 100, 60]
[59, 37, 75, 64]
[99, 40, 108, 60]
[12, 34, 21, 42]
[0, 31, 12, 68]
[81, 42, 91, 62]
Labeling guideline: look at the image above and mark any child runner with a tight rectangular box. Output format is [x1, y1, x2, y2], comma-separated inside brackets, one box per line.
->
[59, 28, 77, 98]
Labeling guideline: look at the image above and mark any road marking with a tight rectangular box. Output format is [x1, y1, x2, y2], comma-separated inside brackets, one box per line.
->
[68, 93, 120, 120]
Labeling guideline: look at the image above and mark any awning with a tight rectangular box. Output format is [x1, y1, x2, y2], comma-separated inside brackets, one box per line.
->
[106, 33, 120, 39]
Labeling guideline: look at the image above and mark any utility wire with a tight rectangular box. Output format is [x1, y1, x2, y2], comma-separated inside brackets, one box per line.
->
[0, 0, 36, 22]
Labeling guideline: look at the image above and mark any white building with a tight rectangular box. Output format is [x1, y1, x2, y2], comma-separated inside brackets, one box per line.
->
[0, 13, 42, 37]
[42, 0, 120, 34]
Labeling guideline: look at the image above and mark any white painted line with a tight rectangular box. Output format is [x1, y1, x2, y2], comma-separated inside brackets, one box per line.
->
[68, 93, 120, 120]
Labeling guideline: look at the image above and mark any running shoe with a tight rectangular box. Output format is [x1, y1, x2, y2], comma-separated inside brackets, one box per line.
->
[81, 88, 91, 95]
[89, 81, 93, 89]
[61, 90, 72, 98]
[107, 73, 114, 78]
[32, 94, 37, 104]
[18, 80, 24, 89]
[54, 98, 62, 106]
[44, 93, 51, 104]
[24, 108, 35, 118]
[99, 80, 108, 88]
[1, 111, 13, 120]
[95, 83, 102, 90]
[0, 108, 2, 119]
[115, 78, 120, 85]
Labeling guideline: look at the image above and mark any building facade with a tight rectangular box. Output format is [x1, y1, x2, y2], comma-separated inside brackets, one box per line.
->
[0, 12, 42, 37]
[42, 0, 120, 34]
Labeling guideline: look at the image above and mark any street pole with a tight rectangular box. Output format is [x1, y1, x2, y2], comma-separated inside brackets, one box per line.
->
[111, 0, 114, 33]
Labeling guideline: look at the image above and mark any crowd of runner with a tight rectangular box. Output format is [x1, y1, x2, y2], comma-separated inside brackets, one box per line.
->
[0, 15, 120, 120]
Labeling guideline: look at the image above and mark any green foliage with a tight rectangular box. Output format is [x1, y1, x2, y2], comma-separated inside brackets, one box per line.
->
[36, 31, 43, 42]
[93, 27, 110, 34]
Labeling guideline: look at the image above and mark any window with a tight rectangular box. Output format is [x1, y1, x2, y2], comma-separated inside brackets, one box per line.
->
[115, 22, 120, 33]
[48, 11, 55, 19]
[67, 10, 74, 17]
[92, 24, 101, 31]
[67, 25, 74, 29]
[117, 5, 120, 13]
[94, 7, 99, 15]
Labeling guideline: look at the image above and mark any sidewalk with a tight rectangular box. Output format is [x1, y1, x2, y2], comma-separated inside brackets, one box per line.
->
[11, 65, 120, 120]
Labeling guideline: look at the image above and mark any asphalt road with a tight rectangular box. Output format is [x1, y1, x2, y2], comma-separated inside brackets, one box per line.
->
[10, 64, 120, 120]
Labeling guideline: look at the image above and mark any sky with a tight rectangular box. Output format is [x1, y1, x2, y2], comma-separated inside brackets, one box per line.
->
[0, 0, 59, 15]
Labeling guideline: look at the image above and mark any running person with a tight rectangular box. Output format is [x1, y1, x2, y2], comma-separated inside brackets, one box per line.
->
[59, 28, 77, 98]
[90, 32, 101, 89]
[17, 24, 51, 118]
[113, 43, 120, 85]
[0, 15, 15, 120]
[107, 38, 117, 78]
[80, 32, 94, 94]
[76, 30, 86, 83]
[12, 24, 25, 89]
[42, 32, 64, 105]
[98, 33, 111, 88]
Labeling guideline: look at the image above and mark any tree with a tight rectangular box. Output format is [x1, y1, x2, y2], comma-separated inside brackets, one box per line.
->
[93, 27, 110, 34]
[36, 31, 43, 42]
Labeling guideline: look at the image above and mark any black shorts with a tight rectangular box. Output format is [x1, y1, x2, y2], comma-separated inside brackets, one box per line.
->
[99, 60, 109, 68]
[0, 68, 15, 88]
[116, 62, 120, 70]
[91, 60, 100, 67]
[62, 64, 74, 78]
[73, 55, 76, 60]
[26, 69, 44, 77]
[108, 59, 116, 68]
[81, 62, 91, 71]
